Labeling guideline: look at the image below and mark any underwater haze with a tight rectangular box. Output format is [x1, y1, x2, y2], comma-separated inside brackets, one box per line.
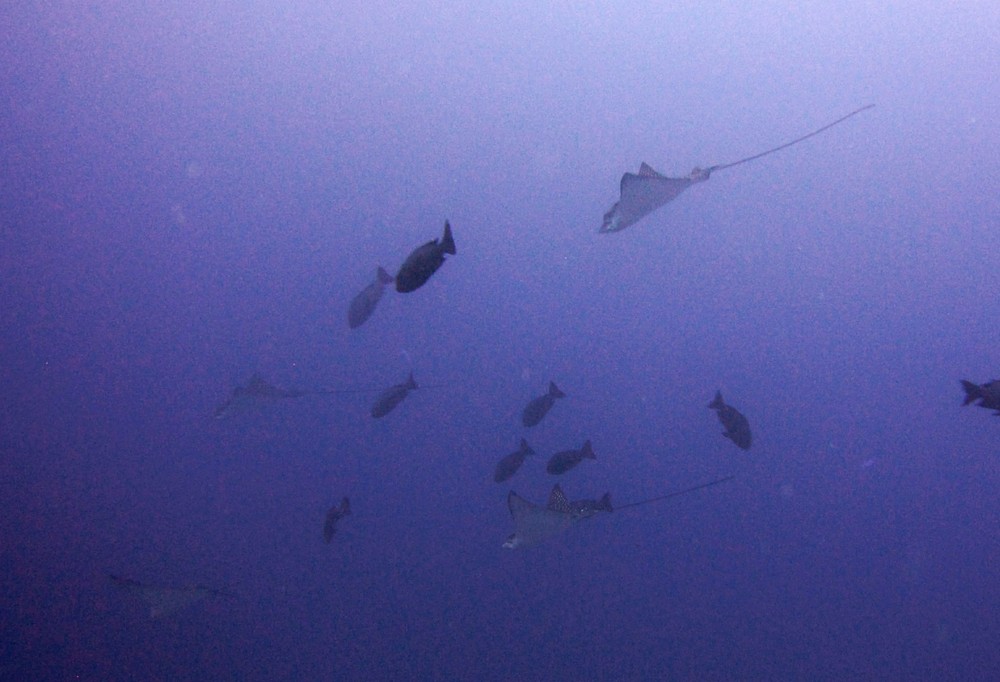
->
[2, 2, 999, 680]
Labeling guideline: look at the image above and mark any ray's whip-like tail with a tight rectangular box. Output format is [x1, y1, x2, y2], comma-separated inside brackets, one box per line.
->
[709, 104, 875, 173]
[616, 475, 735, 511]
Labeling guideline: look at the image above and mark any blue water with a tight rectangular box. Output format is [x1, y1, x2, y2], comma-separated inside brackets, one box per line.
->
[2, 3, 999, 680]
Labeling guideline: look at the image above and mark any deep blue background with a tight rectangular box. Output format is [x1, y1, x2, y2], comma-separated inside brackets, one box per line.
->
[2, 2, 999, 680]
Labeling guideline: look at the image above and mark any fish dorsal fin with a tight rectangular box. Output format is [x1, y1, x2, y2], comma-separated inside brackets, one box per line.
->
[638, 162, 661, 177]
[547, 484, 572, 513]
[440, 220, 456, 255]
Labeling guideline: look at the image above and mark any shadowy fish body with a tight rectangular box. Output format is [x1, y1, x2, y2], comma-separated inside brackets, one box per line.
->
[960, 379, 1000, 414]
[503, 484, 612, 549]
[521, 381, 566, 427]
[546, 439, 596, 475]
[395, 221, 456, 293]
[494, 438, 535, 483]
[323, 497, 351, 543]
[348, 266, 394, 329]
[708, 390, 752, 450]
[371, 372, 417, 418]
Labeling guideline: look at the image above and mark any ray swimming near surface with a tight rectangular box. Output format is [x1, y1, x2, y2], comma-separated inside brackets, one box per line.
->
[599, 104, 875, 233]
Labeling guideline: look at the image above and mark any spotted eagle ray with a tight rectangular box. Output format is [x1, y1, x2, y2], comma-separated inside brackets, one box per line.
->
[599, 104, 874, 233]
[213, 374, 315, 419]
[213, 374, 396, 419]
[109, 574, 236, 618]
[503, 476, 734, 548]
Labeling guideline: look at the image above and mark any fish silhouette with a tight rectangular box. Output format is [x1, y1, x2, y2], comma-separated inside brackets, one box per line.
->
[521, 381, 566, 427]
[708, 390, 752, 450]
[371, 372, 418, 418]
[960, 379, 1000, 415]
[348, 266, 394, 329]
[546, 440, 596, 475]
[323, 497, 351, 543]
[395, 221, 456, 293]
[494, 438, 535, 483]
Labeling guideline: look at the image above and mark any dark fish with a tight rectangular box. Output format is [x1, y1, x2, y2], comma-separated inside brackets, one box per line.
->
[323, 497, 351, 543]
[348, 266, 394, 329]
[503, 484, 612, 549]
[371, 372, 417, 418]
[546, 439, 596, 475]
[213, 374, 311, 419]
[708, 390, 752, 450]
[493, 438, 535, 483]
[395, 221, 456, 293]
[599, 105, 875, 233]
[109, 574, 236, 619]
[960, 379, 1000, 414]
[521, 381, 566, 427]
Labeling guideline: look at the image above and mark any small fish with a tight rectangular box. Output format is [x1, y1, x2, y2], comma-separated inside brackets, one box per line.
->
[708, 390, 752, 450]
[348, 266, 394, 329]
[503, 484, 612, 549]
[960, 379, 1000, 413]
[546, 439, 596, 475]
[494, 438, 535, 483]
[109, 574, 235, 619]
[371, 372, 418, 418]
[521, 381, 566, 427]
[323, 497, 351, 543]
[395, 221, 456, 293]
[213, 374, 311, 419]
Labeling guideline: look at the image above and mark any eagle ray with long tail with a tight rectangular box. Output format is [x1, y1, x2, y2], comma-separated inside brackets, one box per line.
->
[600, 105, 874, 234]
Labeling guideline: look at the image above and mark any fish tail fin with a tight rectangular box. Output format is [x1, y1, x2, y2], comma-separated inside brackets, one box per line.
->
[582, 440, 595, 459]
[341, 497, 351, 516]
[441, 220, 456, 255]
[708, 390, 724, 409]
[549, 381, 566, 399]
[407, 372, 418, 390]
[960, 380, 981, 406]
[520, 438, 534, 455]
[598, 493, 613, 512]
[377, 266, 393, 284]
